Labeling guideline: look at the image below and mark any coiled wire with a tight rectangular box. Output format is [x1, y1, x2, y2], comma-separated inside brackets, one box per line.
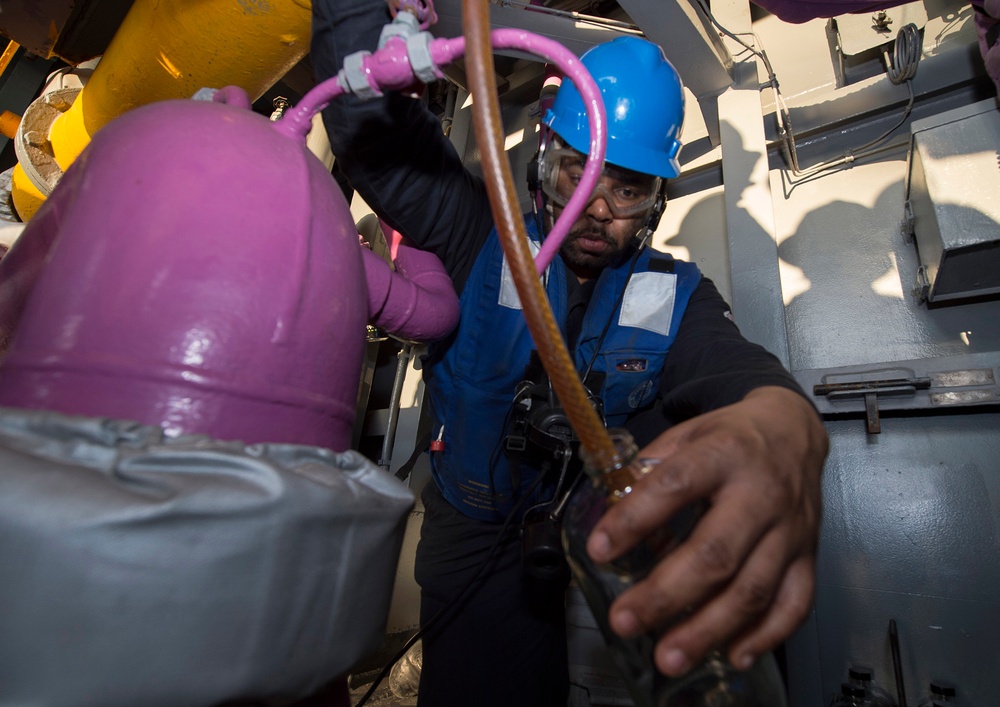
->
[886, 22, 922, 84]
[782, 21, 924, 178]
[695, 0, 924, 179]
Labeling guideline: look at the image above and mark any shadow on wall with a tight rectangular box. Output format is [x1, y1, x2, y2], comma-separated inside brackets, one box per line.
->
[776, 178, 1000, 370]
[663, 116, 1000, 372]
[653, 187, 732, 305]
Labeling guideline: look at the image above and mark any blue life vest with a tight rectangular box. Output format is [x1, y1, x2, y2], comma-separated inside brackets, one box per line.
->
[423, 219, 701, 521]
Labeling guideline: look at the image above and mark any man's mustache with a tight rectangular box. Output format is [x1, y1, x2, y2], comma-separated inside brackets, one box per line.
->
[568, 227, 612, 244]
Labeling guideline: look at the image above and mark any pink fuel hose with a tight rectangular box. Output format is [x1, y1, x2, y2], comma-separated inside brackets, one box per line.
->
[272, 3, 620, 468]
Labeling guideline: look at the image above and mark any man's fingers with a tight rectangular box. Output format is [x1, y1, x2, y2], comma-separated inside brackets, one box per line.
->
[606, 488, 773, 636]
[603, 499, 781, 668]
[648, 528, 794, 675]
[581, 388, 826, 678]
[586, 432, 718, 564]
[726, 557, 816, 669]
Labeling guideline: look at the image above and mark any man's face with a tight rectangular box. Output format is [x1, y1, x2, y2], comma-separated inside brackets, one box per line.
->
[555, 201, 646, 281]
[544, 147, 660, 281]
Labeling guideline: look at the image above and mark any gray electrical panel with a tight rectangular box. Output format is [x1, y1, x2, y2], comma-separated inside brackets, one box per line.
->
[904, 99, 1000, 303]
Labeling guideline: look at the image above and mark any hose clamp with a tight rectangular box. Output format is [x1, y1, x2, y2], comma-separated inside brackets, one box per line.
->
[406, 32, 442, 84]
[340, 51, 382, 100]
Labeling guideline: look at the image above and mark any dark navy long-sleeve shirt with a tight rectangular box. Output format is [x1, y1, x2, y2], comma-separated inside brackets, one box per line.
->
[311, 0, 808, 446]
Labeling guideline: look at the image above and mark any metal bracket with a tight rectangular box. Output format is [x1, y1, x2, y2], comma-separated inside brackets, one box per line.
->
[813, 369, 931, 433]
[900, 200, 915, 243]
[912, 265, 930, 302]
[797, 353, 999, 434]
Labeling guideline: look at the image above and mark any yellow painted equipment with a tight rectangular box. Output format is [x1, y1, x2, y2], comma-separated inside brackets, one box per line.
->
[11, 0, 312, 221]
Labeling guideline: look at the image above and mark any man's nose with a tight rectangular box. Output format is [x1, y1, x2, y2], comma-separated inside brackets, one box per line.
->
[584, 187, 614, 221]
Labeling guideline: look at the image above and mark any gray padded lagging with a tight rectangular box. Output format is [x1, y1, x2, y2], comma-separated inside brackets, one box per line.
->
[0, 408, 415, 706]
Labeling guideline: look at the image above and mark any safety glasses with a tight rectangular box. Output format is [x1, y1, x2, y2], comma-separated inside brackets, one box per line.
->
[538, 140, 661, 219]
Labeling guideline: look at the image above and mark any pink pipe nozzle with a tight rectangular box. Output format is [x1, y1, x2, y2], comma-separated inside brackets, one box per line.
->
[283, 23, 604, 274]
[363, 222, 459, 342]
[0, 97, 457, 450]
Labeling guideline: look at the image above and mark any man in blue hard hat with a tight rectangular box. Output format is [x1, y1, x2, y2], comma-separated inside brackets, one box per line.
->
[312, 2, 828, 705]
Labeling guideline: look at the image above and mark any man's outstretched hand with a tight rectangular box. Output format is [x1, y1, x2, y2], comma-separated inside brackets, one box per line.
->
[586, 385, 828, 676]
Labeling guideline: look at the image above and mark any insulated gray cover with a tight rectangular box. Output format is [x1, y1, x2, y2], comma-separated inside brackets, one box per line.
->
[0, 408, 415, 706]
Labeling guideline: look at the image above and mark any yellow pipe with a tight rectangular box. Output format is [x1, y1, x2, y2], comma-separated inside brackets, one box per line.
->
[10, 167, 45, 221]
[0, 111, 20, 139]
[13, 0, 312, 221]
[10, 163, 45, 222]
[0, 41, 19, 77]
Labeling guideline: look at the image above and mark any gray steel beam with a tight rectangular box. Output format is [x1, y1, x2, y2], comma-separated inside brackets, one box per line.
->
[712, 5, 823, 700]
[617, 0, 733, 145]
[715, 0, 790, 366]
[430, 0, 733, 146]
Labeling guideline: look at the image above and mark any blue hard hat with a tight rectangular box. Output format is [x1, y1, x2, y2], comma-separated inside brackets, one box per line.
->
[544, 36, 685, 179]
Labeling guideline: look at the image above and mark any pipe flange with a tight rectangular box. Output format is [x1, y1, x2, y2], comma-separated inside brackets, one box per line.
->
[406, 32, 443, 85]
[379, 10, 420, 47]
[340, 51, 381, 100]
[13, 86, 81, 198]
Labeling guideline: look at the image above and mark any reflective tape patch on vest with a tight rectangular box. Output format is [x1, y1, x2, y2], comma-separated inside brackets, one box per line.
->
[620, 270, 677, 336]
[498, 240, 544, 310]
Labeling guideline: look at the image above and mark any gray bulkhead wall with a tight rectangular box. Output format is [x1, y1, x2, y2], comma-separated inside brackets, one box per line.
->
[443, 2, 999, 697]
[666, 2, 1000, 705]
[770, 157, 1000, 707]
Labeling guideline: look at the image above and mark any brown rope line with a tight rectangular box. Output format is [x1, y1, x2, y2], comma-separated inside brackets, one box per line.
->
[461, 0, 617, 472]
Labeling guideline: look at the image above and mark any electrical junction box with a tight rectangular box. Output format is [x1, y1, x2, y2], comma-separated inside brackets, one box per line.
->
[904, 99, 1000, 303]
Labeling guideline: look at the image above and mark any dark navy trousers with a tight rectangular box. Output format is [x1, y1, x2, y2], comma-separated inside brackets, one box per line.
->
[414, 483, 570, 707]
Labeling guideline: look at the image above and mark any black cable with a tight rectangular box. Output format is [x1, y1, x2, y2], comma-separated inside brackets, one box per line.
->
[531, 200, 547, 252]
[850, 80, 915, 156]
[489, 397, 522, 500]
[694, 0, 922, 179]
[522, 438, 574, 519]
[886, 23, 922, 85]
[694, 0, 770, 67]
[580, 241, 644, 385]
[788, 23, 921, 178]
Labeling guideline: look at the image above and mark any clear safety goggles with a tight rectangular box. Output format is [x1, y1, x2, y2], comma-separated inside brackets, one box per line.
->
[538, 139, 661, 220]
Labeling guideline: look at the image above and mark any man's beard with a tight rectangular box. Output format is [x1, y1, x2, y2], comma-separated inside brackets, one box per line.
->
[559, 226, 631, 277]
